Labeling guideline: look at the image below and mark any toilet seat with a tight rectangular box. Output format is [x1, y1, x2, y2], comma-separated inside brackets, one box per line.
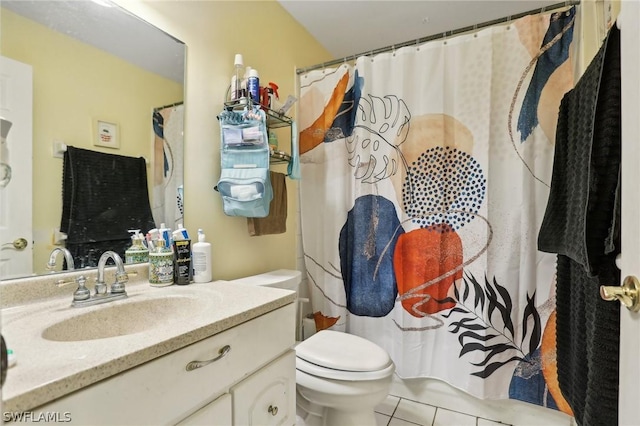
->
[296, 356, 394, 381]
[295, 330, 394, 381]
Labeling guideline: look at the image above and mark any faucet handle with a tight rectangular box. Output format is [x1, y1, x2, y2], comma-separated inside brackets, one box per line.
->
[55, 279, 77, 288]
[72, 276, 91, 302]
[110, 271, 128, 294]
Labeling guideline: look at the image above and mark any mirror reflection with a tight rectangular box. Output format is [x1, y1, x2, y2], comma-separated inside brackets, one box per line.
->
[0, 1, 185, 279]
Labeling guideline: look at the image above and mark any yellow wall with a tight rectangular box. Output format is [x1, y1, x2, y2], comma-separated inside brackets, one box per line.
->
[1, 8, 184, 274]
[578, 0, 621, 72]
[115, 0, 332, 280]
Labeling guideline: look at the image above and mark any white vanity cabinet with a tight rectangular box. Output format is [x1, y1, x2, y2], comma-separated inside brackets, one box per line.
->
[177, 393, 232, 425]
[231, 350, 296, 425]
[22, 303, 296, 426]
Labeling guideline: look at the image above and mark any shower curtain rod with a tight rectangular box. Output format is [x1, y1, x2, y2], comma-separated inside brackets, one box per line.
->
[153, 101, 184, 111]
[296, 0, 580, 74]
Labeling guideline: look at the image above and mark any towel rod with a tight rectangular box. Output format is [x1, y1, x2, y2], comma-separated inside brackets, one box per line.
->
[53, 143, 149, 165]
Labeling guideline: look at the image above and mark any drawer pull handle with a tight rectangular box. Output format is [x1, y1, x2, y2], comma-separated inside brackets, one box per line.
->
[268, 405, 278, 416]
[185, 345, 231, 371]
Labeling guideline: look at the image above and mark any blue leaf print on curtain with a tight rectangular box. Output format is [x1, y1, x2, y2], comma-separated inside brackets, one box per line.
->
[153, 110, 170, 176]
[339, 194, 403, 317]
[517, 7, 575, 142]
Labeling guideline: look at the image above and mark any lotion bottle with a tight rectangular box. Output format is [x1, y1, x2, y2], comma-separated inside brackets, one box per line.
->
[192, 229, 212, 283]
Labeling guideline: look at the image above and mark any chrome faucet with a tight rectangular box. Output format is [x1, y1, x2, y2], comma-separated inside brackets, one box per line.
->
[47, 247, 75, 271]
[96, 250, 128, 295]
[70, 251, 128, 307]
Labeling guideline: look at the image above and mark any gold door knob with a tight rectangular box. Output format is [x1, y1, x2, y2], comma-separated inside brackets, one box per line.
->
[600, 275, 640, 312]
[1, 238, 28, 250]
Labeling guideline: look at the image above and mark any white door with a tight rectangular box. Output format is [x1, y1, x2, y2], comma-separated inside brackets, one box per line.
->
[618, 1, 640, 425]
[0, 56, 33, 279]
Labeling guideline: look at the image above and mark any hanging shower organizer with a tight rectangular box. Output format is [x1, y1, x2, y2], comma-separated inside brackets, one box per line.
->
[223, 99, 293, 167]
[215, 100, 293, 217]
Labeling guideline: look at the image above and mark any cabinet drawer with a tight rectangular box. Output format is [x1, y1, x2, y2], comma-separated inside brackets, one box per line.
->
[232, 351, 296, 426]
[31, 303, 295, 425]
[177, 393, 232, 426]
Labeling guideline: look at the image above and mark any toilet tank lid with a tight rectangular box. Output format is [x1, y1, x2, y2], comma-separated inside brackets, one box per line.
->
[229, 269, 301, 290]
[296, 330, 392, 372]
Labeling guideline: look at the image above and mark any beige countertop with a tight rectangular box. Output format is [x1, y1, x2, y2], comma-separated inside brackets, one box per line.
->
[0, 269, 296, 413]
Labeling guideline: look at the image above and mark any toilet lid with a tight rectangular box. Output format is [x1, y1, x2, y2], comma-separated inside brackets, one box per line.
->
[295, 330, 392, 373]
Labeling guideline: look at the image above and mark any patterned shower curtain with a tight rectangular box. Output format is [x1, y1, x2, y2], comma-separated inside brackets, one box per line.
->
[152, 103, 184, 229]
[298, 9, 577, 411]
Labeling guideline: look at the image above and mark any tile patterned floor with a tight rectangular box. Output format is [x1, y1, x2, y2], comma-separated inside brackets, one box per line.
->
[375, 395, 510, 426]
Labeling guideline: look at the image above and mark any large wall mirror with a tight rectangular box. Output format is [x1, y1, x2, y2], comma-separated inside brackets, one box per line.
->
[0, 1, 185, 279]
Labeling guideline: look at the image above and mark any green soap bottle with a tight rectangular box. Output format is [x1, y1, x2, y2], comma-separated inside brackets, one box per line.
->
[125, 230, 149, 264]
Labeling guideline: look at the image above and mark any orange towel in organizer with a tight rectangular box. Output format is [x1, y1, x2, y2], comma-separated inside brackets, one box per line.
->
[247, 171, 287, 236]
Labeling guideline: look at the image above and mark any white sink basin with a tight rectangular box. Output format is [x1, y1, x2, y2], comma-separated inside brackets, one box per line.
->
[41, 295, 209, 342]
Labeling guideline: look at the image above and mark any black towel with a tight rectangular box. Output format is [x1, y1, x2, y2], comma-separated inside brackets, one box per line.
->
[60, 146, 156, 268]
[538, 26, 621, 426]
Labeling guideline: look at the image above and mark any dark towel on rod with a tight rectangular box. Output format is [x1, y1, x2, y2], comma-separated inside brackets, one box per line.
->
[60, 146, 156, 268]
[538, 26, 621, 426]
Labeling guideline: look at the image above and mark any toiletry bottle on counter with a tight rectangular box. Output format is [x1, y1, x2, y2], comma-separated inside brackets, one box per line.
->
[192, 229, 212, 283]
[149, 239, 174, 286]
[159, 223, 172, 249]
[125, 229, 149, 264]
[173, 238, 192, 285]
[173, 223, 189, 241]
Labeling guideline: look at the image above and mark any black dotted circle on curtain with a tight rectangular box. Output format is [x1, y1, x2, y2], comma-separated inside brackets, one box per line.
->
[402, 146, 486, 231]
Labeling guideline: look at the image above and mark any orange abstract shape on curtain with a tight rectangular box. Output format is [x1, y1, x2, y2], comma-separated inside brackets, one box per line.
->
[393, 225, 463, 316]
[541, 309, 574, 416]
[299, 72, 349, 154]
[313, 311, 340, 331]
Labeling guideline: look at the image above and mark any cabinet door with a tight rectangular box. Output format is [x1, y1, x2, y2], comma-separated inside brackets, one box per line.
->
[231, 350, 296, 426]
[177, 393, 232, 426]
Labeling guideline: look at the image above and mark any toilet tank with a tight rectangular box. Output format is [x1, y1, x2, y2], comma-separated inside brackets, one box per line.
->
[230, 269, 313, 341]
[229, 269, 301, 294]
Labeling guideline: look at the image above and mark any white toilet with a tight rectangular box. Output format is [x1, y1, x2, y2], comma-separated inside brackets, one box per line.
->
[230, 269, 395, 426]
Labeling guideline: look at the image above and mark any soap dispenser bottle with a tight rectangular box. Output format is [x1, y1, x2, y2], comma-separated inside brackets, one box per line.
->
[125, 230, 149, 264]
[192, 229, 212, 283]
[149, 238, 174, 286]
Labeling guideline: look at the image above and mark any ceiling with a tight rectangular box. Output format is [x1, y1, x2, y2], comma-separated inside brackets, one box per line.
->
[2, 1, 568, 81]
[278, 0, 565, 61]
[1, 0, 186, 83]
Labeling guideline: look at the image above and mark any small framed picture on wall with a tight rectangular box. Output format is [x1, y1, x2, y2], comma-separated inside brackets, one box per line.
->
[93, 119, 119, 149]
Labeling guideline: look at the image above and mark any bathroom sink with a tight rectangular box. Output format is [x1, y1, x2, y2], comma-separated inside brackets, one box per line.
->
[41, 296, 208, 342]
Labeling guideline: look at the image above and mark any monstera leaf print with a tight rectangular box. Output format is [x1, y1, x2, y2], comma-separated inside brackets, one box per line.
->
[345, 95, 411, 183]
